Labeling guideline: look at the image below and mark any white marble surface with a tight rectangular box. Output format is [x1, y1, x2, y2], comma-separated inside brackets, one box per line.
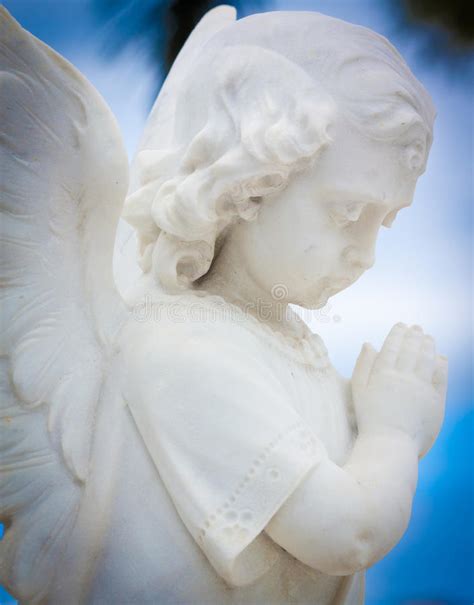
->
[0, 6, 446, 604]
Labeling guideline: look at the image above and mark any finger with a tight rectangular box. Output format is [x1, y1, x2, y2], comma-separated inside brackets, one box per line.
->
[397, 325, 424, 371]
[352, 343, 377, 387]
[432, 355, 448, 397]
[416, 335, 436, 381]
[375, 322, 407, 370]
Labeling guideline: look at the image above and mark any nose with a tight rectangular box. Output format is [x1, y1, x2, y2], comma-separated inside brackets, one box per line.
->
[343, 246, 375, 271]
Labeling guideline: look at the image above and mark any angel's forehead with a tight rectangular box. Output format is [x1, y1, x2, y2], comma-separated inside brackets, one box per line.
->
[310, 125, 419, 206]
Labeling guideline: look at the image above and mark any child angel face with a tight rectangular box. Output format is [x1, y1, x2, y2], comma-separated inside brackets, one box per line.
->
[125, 22, 434, 296]
[238, 115, 422, 310]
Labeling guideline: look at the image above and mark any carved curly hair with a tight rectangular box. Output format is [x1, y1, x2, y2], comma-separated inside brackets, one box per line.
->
[123, 12, 435, 291]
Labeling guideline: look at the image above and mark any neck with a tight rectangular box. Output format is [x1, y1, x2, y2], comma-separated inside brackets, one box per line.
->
[195, 232, 302, 338]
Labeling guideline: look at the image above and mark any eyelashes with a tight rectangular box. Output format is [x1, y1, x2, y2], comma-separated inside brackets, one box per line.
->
[329, 200, 401, 230]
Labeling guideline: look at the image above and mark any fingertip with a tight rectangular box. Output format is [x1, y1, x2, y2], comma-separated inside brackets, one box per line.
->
[388, 322, 407, 338]
[353, 342, 377, 385]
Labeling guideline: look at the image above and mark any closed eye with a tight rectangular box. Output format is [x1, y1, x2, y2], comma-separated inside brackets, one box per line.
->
[329, 201, 366, 227]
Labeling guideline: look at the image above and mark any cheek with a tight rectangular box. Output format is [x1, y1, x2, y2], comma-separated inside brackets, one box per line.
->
[280, 209, 327, 262]
[298, 230, 344, 276]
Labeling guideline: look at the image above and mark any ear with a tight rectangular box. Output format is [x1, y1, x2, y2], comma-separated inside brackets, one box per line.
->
[232, 168, 293, 221]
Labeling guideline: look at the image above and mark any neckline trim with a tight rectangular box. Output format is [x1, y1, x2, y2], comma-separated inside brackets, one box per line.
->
[145, 289, 331, 369]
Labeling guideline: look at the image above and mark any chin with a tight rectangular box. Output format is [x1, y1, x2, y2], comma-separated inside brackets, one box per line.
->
[295, 289, 330, 310]
[296, 299, 326, 311]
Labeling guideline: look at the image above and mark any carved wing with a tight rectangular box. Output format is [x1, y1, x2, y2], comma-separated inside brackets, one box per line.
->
[0, 7, 128, 600]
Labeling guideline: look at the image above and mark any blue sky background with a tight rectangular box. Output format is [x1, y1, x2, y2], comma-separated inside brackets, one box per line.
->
[1, 1, 472, 604]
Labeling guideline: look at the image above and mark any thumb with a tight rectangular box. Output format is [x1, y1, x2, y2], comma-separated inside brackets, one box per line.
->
[352, 343, 377, 388]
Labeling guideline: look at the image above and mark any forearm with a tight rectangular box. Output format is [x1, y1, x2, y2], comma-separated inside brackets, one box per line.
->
[265, 428, 418, 575]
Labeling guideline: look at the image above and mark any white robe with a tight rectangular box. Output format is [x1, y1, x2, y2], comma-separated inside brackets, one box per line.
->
[69, 293, 365, 604]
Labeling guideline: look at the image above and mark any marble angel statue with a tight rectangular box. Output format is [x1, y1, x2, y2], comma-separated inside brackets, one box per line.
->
[0, 5, 448, 605]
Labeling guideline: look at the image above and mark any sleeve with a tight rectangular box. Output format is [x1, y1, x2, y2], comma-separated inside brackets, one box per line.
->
[122, 319, 326, 586]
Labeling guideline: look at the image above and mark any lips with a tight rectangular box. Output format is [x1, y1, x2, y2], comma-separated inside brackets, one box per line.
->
[310, 274, 358, 308]
[331, 276, 356, 292]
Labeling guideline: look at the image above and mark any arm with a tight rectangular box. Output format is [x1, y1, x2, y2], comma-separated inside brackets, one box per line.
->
[266, 323, 447, 576]
[266, 427, 417, 575]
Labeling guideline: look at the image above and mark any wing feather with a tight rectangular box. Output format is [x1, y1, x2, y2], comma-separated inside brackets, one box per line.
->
[0, 7, 128, 480]
[0, 7, 129, 600]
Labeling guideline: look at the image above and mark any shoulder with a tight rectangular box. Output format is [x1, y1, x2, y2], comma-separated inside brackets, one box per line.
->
[119, 295, 272, 380]
[118, 297, 296, 428]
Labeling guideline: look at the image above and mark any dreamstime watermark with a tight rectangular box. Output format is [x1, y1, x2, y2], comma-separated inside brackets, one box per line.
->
[271, 283, 289, 301]
[132, 283, 342, 326]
